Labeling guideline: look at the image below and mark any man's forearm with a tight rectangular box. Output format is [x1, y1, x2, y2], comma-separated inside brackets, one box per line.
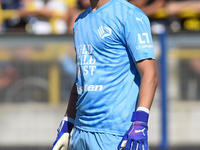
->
[137, 70, 158, 110]
[136, 59, 158, 110]
[65, 81, 78, 119]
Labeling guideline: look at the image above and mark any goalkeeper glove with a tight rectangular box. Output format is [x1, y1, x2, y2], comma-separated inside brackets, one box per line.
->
[51, 117, 74, 150]
[118, 110, 149, 150]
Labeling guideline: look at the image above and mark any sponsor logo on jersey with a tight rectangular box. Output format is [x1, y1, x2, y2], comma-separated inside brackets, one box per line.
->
[76, 44, 97, 76]
[136, 33, 153, 49]
[136, 45, 153, 50]
[77, 83, 103, 93]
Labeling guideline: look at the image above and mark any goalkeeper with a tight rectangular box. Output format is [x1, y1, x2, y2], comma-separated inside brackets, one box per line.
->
[51, 0, 158, 149]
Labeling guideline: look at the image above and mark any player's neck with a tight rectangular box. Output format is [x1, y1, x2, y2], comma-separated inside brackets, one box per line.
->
[90, 0, 110, 12]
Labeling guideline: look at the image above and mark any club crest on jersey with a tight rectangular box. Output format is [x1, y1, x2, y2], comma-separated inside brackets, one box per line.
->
[98, 26, 112, 39]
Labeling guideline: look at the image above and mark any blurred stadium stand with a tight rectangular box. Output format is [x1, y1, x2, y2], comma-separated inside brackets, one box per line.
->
[1, 0, 200, 150]
[0, 34, 75, 103]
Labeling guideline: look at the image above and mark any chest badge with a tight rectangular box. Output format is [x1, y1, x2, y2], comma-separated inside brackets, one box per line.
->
[98, 25, 112, 39]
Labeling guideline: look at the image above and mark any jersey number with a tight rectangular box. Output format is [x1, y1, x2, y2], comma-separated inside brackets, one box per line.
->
[138, 33, 149, 44]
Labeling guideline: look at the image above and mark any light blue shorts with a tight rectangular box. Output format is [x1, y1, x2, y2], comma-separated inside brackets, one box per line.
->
[70, 127, 123, 150]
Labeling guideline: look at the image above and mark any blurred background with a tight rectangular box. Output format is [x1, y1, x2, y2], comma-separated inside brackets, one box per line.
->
[0, 0, 200, 150]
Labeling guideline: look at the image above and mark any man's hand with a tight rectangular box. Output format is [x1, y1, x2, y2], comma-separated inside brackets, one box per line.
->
[118, 111, 149, 150]
[51, 117, 74, 150]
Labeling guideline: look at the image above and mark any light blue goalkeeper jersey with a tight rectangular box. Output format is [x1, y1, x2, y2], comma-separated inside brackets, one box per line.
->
[73, 0, 155, 136]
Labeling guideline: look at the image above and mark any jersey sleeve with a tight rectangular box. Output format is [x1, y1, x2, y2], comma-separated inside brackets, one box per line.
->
[124, 10, 155, 62]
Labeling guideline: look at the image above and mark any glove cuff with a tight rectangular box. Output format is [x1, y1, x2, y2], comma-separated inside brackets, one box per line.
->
[131, 111, 149, 124]
[57, 117, 74, 133]
[63, 116, 75, 124]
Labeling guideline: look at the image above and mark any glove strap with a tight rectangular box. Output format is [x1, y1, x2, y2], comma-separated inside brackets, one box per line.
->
[57, 117, 74, 133]
[131, 111, 149, 124]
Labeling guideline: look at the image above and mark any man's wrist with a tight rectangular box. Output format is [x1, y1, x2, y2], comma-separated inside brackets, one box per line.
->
[63, 116, 75, 124]
[136, 107, 150, 114]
